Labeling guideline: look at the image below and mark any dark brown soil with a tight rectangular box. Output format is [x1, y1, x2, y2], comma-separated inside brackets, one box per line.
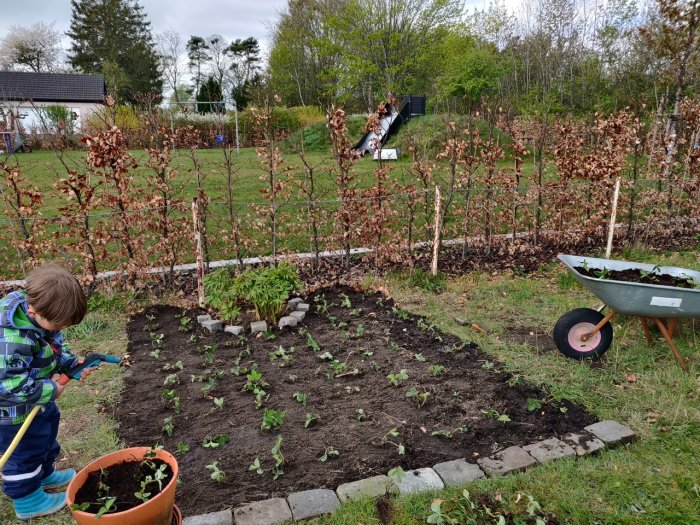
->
[115, 286, 596, 516]
[574, 266, 696, 288]
[74, 459, 173, 513]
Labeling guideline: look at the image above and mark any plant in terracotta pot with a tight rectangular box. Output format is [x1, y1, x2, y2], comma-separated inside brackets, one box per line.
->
[66, 446, 179, 525]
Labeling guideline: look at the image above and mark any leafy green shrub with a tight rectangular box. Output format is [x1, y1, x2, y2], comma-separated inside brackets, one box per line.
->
[231, 263, 302, 321]
[203, 269, 242, 322]
[204, 263, 302, 322]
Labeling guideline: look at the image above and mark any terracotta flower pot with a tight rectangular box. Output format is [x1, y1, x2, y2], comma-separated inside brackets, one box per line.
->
[66, 447, 179, 525]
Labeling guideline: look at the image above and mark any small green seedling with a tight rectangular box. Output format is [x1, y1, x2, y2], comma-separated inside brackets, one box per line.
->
[406, 386, 430, 407]
[162, 416, 174, 437]
[319, 447, 339, 462]
[355, 408, 367, 421]
[482, 408, 511, 423]
[304, 412, 320, 428]
[271, 436, 284, 480]
[340, 293, 352, 308]
[162, 361, 184, 371]
[178, 315, 193, 332]
[261, 408, 286, 432]
[176, 442, 190, 454]
[202, 434, 230, 448]
[213, 397, 225, 408]
[527, 398, 542, 412]
[428, 364, 445, 376]
[292, 392, 308, 406]
[249, 457, 264, 474]
[206, 462, 225, 482]
[387, 369, 408, 386]
[163, 373, 179, 386]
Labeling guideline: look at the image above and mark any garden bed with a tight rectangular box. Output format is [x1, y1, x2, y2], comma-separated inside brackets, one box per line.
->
[115, 286, 596, 516]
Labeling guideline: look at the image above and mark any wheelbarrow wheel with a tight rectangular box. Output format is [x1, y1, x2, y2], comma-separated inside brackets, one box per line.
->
[553, 308, 613, 360]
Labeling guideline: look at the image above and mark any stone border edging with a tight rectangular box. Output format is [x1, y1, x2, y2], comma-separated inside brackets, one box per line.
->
[181, 420, 636, 525]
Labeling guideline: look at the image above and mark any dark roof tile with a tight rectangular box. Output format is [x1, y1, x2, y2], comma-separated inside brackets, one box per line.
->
[0, 71, 105, 103]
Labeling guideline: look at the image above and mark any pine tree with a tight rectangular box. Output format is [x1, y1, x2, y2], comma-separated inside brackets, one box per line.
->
[67, 0, 163, 104]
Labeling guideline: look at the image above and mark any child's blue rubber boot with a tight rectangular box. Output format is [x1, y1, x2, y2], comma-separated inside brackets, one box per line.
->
[41, 468, 77, 489]
[13, 487, 66, 521]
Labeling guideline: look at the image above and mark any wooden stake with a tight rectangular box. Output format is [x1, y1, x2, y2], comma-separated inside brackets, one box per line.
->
[605, 178, 621, 259]
[431, 185, 442, 276]
[192, 198, 205, 308]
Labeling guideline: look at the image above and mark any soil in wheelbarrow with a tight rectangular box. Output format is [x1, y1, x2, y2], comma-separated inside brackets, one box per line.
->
[74, 459, 174, 513]
[575, 266, 696, 288]
[115, 286, 596, 516]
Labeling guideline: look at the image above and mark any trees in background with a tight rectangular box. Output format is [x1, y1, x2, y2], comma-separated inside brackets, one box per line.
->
[68, 0, 162, 104]
[0, 22, 63, 72]
[267, 0, 699, 117]
[186, 34, 261, 111]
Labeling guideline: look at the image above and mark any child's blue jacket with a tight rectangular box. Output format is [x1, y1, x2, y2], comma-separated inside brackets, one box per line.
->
[0, 291, 78, 425]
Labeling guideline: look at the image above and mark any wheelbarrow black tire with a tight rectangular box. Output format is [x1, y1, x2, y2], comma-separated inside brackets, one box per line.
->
[553, 308, 613, 360]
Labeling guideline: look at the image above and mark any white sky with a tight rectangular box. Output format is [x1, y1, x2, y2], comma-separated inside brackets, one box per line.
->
[0, 0, 513, 58]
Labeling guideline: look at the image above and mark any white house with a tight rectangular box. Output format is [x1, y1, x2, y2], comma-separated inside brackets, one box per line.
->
[0, 71, 105, 134]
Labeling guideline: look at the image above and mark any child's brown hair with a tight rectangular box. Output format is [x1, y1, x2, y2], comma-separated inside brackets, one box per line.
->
[25, 263, 87, 327]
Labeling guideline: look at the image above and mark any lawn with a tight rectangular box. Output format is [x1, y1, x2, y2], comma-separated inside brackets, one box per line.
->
[0, 248, 698, 524]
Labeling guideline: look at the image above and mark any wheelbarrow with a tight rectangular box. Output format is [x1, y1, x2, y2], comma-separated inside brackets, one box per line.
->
[553, 254, 700, 371]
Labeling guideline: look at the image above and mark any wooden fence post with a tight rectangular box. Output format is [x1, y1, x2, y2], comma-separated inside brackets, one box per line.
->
[431, 185, 442, 276]
[192, 197, 205, 308]
[605, 178, 621, 259]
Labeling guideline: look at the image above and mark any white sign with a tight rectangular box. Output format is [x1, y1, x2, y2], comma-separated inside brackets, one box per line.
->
[373, 148, 399, 160]
[649, 296, 682, 308]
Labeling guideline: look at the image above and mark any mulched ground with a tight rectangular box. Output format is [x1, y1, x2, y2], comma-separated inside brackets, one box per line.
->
[115, 286, 596, 516]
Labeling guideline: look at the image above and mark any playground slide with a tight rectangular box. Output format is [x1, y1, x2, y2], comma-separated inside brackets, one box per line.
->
[354, 112, 397, 155]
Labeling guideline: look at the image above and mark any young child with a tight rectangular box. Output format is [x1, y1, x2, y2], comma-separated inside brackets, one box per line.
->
[0, 263, 89, 520]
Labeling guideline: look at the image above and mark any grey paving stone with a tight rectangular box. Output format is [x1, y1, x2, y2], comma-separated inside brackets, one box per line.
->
[278, 316, 298, 329]
[233, 498, 292, 525]
[201, 319, 223, 332]
[224, 325, 244, 336]
[433, 458, 485, 486]
[288, 298, 303, 310]
[287, 489, 340, 520]
[523, 438, 576, 463]
[584, 420, 636, 445]
[296, 303, 310, 312]
[336, 475, 388, 502]
[197, 314, 211, 324]
[290, 310, 306, 322]
[561, 432, 606, 456]
[250, 320, 268, 334]
[395, 467, 445, 494]
[183, 510, 233, 525]
[477, 446, 537, 476]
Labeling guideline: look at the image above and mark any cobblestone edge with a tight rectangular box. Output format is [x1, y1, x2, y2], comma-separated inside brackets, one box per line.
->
[181, 420, 635, 524]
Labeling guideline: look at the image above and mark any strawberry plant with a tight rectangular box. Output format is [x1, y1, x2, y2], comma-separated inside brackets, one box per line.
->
[319, 447, 339, 462]
[203, 434, 230, 448]
[387, 369, 409, 386]
[304, 413, 320, 428]
[406, 386, 430, 407]
[261, 408, 286, 432]
[293, 392, 308, 406]
[270, 435, 284, 480]
[249, 458, 264, 475]
[428, 364, 445, 376]
[206, 462, 225, 482]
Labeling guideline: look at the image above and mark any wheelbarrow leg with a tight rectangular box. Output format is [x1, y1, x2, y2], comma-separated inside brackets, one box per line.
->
[652, 317, 688, 372]
[639, 317, 653, 343]
[668, 318, 677, 338]
[582, 311, 617, 341]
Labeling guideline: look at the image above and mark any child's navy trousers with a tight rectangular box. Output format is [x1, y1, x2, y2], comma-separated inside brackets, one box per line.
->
[0, 402, 61, 499]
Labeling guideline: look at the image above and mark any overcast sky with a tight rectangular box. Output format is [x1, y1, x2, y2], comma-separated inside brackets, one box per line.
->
[0, 0, 290, 56]
[0, 0, 506, 58]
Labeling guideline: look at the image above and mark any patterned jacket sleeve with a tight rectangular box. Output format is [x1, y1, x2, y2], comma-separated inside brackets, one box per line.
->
[0, 334, 58, 407]
[54, 332, 79, 374]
